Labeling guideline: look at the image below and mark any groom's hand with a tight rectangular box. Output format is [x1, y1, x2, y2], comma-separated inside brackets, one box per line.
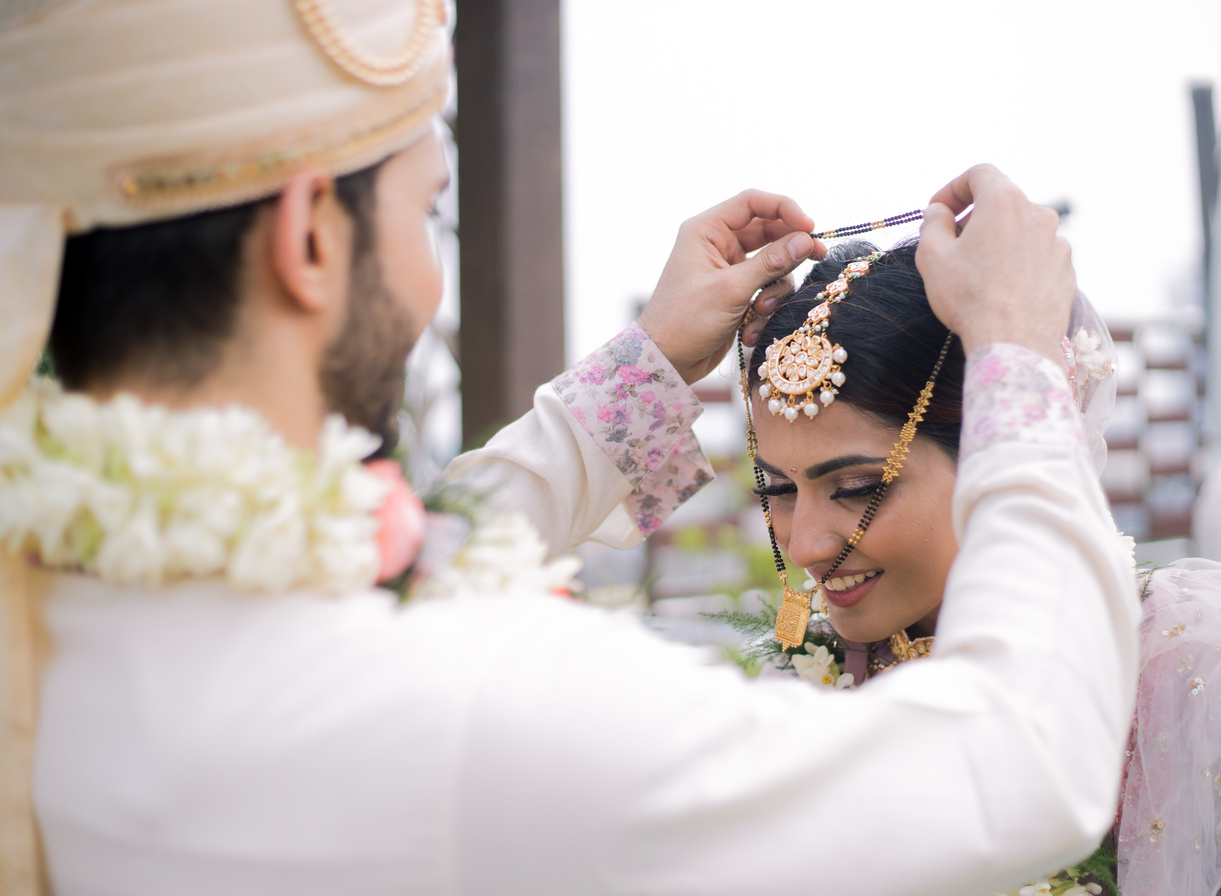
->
[637, 190, 826, 385]
[916, 164, 1074, 362]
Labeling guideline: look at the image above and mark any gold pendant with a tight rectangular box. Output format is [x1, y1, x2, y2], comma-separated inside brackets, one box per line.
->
[774, 586, 812, 650]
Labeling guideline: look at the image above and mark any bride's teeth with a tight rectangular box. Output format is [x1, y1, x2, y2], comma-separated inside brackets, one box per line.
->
[829, 577, 846, 590]
[865, 571, 877, 578]
[851, 573, 866, 585]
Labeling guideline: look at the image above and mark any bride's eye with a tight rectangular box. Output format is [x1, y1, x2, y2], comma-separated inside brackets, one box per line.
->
[752, 470, 795, 499]
[752, 481, 796, 499]
[830, 475, 880, 501]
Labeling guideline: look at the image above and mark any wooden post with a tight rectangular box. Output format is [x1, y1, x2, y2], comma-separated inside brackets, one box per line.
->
[454, 0, 565, 448]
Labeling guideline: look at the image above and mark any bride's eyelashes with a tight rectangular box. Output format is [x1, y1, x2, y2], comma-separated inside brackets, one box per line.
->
[830, 482, 880, 501]
[752, 481, 796, 499]
[830, 475, 881, 501]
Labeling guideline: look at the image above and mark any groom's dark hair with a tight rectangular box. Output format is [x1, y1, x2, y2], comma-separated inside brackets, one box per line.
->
[49, 161, 382, 391]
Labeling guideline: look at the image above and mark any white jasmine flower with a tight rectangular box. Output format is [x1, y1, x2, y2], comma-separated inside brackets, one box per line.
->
[40, 390, 104, 471]
[95, 496, 166, 587]
[315, 415, 380, 487]
[229, 497, 308, 592]
[84, 479, 133, 532]
[163, 518, 228, 578]
[174, 486, 245, 538]
[792, 644, 845, 688]
[335, 465, 388, 515]
[415, 513, 582, 599]
[103, 393, 163, 480]
[27, 457, 93, 564]
[1018, 882, 1053, 896]
[1117, 530, 1137, 570]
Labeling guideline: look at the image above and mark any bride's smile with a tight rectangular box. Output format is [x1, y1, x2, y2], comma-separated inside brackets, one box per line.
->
[752, 398, 958, 644]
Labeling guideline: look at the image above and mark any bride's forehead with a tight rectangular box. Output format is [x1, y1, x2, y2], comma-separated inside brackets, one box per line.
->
[754, 400, 896, 457]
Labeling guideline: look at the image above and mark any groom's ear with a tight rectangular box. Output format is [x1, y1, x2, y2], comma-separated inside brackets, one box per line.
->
[267, 170, 353, 317]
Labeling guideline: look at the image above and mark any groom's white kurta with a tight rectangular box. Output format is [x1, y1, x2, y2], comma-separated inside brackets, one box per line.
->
[32, 331, 1139, 896]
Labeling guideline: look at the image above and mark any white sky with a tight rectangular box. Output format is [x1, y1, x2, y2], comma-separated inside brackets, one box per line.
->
[562, 0, 1221, 363]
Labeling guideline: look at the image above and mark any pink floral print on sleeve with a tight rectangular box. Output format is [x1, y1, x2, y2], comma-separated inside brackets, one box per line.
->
[961, 343, 1086, 458]
[552, 324, 714, 535]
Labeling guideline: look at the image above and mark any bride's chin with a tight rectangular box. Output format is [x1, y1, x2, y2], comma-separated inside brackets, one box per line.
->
[826, 611, 902, 645]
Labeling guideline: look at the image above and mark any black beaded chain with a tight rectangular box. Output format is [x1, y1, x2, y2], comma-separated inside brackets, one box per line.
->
[811, 209, 923, 242]
[738, 335, 789, 584]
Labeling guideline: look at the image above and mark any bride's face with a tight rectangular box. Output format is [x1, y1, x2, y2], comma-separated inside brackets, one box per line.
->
[752, 398, 959, 643]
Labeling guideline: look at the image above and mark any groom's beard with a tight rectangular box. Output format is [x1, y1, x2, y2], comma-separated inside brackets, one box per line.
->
[319, 246, 416, 459]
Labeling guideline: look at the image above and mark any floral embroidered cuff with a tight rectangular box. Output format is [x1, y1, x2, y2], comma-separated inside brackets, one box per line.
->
[961, 343, 1086, 459]
[552, 323, 714, 536]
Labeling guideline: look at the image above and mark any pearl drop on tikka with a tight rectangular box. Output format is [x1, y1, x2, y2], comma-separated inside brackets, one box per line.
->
[768, 398, 781, 414]
[832, 347, 848, 364]
[759, 384, 770, 399]
[803, 403, 818, 418]
[820, 390, 835, 406]
[831, 371, 846, 387]
[783, 406, 798, 421]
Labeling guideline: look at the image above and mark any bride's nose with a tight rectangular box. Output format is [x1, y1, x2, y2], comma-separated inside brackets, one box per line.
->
[781, 502, 847, 571]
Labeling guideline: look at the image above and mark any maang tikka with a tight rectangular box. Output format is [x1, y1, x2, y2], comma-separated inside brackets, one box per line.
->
[757, 251, 881, 422]
[738, 211, 954, 651]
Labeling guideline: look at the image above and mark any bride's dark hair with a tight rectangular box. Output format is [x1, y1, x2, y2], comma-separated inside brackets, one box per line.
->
[747, 239, 966, 459]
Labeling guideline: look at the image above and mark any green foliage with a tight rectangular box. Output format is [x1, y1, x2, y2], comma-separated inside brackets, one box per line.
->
[1137, 560, 1160, 602]
[36, 350, 56, 379]
[1068, 835, 1118, 895]
[702, 588, 857, 675]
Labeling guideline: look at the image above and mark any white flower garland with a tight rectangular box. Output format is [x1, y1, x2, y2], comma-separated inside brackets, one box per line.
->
[412, 513, 582, 600]
[0, 379, 386, 592]
[0, 380, 583, 601]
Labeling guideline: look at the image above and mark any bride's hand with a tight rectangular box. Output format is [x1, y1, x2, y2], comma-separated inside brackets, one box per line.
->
[637, 190, 825, 384]
[916, 164, 1074, 362]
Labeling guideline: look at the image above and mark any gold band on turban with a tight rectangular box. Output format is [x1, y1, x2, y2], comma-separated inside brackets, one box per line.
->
[0, 2, 452, 891]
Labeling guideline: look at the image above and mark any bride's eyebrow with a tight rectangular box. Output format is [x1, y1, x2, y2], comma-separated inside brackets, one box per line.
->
[801, 455, 888, 480]
[754, 454, 887, 481]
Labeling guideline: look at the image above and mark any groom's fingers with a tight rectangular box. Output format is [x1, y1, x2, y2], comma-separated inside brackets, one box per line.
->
[696, 189, 815, 237]
[741, 276, 796, 347]
[927, 163, 1005, 215]
[916, 201, 959, 260]
[734, 232, 814, 300]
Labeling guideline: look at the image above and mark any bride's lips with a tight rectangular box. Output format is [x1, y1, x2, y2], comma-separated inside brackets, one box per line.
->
[809, 569, 882, 610]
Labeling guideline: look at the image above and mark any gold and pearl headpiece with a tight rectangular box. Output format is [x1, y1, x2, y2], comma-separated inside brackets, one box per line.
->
[756, 251, 882, 422]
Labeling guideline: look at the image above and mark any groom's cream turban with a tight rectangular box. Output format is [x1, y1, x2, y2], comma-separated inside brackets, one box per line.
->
[0, 2, 451, 891]
[0, 0, 451, 410]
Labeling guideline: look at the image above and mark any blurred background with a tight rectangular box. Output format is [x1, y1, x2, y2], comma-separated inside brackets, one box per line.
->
[409, 0, 1221, 638]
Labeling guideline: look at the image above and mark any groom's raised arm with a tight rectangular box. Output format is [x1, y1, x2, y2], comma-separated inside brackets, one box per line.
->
[442, 191, 823, 554]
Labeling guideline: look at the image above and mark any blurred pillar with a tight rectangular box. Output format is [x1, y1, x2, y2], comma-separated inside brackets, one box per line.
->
[454, 0, 565, 448]
[1192, 86, 1218, 439]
